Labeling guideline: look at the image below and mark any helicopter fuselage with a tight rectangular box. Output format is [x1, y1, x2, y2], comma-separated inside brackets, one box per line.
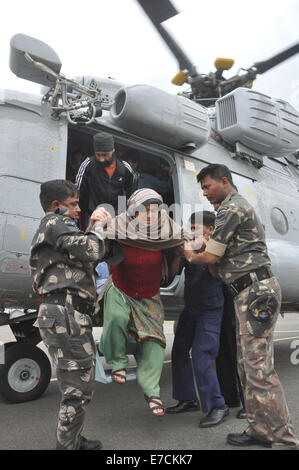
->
[0, 88, 299, 314]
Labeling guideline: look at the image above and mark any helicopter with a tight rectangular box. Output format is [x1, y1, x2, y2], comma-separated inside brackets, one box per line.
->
[0, 0, 299, 403]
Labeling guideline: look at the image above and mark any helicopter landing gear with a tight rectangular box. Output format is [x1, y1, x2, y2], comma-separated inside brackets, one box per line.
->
[0, 342, 51, 403]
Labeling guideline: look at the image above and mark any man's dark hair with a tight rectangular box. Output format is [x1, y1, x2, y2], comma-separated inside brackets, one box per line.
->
[190, 210, 216, 228]
[196, 164, 234, 186]
[39, 179, 79, 212]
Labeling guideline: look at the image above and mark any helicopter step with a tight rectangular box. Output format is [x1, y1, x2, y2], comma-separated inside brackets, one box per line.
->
[94, 340, 137, 384]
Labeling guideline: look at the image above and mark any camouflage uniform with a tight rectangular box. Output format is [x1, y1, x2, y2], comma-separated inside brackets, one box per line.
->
[30, 208, 106, 450]
[206, 190, 299, 449]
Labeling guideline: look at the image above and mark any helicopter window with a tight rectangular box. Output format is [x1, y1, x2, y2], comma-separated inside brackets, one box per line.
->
[0, 176, 43, 219]
[264, 157, 292, 177]
[284, 155, 299, 178]
[176, 156, 216, 218]
[287, 165, 299, 179]
[270, 207, 289, 235]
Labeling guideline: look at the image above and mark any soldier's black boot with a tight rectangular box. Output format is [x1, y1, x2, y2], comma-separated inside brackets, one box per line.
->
[78, 435, 103, 450]
[227, 431, 272, 448]
[236, 408, 247, 419]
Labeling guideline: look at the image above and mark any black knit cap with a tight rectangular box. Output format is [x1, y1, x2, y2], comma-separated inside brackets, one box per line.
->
[93, 132, 114, 152]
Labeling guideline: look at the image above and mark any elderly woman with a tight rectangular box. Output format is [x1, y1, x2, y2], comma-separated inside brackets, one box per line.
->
[96, 188, 187, 416]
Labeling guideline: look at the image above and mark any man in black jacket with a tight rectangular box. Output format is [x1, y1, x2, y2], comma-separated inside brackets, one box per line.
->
[75, 132, 134, 218]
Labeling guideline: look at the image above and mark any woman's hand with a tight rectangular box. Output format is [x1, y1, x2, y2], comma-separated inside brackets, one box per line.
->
[90, 207, 112, 228]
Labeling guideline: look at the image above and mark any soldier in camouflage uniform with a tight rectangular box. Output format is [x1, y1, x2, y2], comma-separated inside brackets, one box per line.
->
[30, 180, 113, 450]
[184, 164, 299, 449]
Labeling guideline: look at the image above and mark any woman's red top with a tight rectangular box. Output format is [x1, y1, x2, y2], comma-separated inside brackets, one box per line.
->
[111, 245, 163, 299]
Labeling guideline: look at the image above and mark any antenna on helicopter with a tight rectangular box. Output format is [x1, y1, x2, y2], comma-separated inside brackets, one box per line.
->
[136, 0, 299, 106]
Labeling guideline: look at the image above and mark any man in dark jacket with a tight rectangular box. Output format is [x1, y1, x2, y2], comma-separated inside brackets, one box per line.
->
[166, 211, 228, 427]
[75, 132, 134, 218]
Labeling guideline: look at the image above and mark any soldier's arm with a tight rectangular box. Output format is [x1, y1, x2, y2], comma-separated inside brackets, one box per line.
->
[56, 225, 106, 263]
[49, 212, 107, 263]
[184, 250, 220, 265]
[205, 206, 242, 258]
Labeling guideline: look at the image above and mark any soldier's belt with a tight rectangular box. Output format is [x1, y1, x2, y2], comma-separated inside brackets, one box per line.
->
[229, 267, 273, 297]
[41, 292, 94, 316]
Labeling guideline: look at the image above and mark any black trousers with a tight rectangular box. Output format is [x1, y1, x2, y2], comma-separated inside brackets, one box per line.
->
[216, 285, 245, 408]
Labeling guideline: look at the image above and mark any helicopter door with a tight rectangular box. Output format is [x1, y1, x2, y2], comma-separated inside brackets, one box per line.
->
[160, 153, 208, 300]
[0, 176, 43, 254]
[0, 176, 43, 299]
[231, 174, 264, 221]
[161, 153, 267, 299]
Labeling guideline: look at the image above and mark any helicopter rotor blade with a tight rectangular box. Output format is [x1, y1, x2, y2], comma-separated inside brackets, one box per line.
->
[135, 0, 198, 76]
[252, 42, 299, 74]
[136, 0, 178, 23]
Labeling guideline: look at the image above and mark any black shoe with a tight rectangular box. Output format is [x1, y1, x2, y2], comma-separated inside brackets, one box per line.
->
[199, 406, 229, 428]
[78, 435, 103, 450]
[236, 408, 247, 419]
[225, 401, 241, 408]
[227, 431, 272, 448]
[166, 400, 200, 414]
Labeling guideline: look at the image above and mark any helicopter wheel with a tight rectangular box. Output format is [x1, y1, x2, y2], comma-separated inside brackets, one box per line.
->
[0, 343, 51, 403]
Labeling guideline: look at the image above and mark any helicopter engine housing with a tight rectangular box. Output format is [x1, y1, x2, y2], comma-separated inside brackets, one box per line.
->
[110, 84, 210, 149]
[216, 88, 299, 159]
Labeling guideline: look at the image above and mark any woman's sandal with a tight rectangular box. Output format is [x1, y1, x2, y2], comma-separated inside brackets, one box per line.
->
[144, 395, 165, 417]
[111, 369, 127, 384]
